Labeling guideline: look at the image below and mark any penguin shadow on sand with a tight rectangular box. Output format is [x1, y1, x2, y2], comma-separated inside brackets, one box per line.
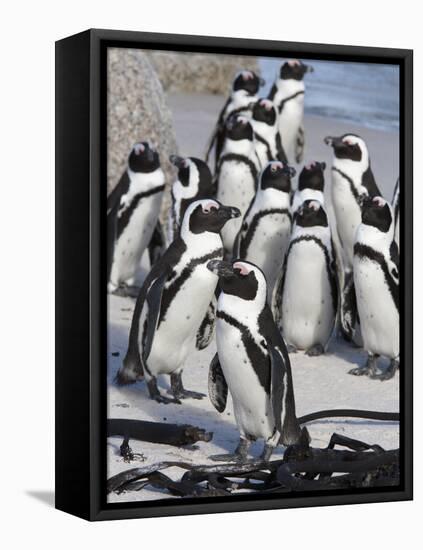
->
[107, 323, 243, 457]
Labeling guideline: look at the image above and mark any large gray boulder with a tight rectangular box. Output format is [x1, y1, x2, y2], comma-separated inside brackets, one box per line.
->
[107, 47, 178, 211]
[146, 51, 259, 95]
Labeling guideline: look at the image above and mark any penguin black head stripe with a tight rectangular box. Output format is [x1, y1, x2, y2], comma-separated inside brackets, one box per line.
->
[128, 142, 160, 173]
[361, 196, 392, 233]
[207, 259, 265, 301]
[296, 200, 328, 228]
[324, 134, 364, 162]
[170, 155, 212, 189]
[188, 200, 241, 235]
[298, 161, 326, 191]
[233, 70, 265, 95]
[280, 59, 314, 80]
[225, 115, 254, 141]
[252, 99, 277, 126]
[261, 161, 296, 192]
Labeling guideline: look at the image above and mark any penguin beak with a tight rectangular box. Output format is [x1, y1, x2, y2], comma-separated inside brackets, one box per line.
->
[169, 155, 185, 168]
[217, 205, 241, 221]
[207, 260, 234, 278]
[319, 161, 327, 171]
[259, 77, 266, 86]
[324, 136, 344, 150]
[304, 64, 314, 73]
[284, 165, 297, 178]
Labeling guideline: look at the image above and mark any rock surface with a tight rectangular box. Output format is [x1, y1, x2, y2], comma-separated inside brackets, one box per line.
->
[146, 51, 259, 95]
[107, 47, 178, 215]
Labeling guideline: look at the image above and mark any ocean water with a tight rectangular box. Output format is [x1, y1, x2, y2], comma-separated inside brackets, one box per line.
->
[260, 58, 400, 132]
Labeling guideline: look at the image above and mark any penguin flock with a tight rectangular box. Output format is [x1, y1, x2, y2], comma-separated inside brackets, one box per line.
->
[108, 59, 400, 462]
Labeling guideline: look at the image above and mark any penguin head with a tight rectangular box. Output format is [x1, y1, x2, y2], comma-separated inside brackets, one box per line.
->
[207, 259, 267, 304]
[182, 199, 241, 236]
[295, 200, 328, 228]
[170, 155, 213, 191]
[128, 141, 160, 173]
[280, 59, 314, 80]
[298, 161, 326, 191]
[324, 134, 368, 163]
[233, 70, 265, 95]
[361, 196, 393, 233]
[260, 161, 296, 193]
[225, 115, 254, 141]
[252, 99, 277, 126]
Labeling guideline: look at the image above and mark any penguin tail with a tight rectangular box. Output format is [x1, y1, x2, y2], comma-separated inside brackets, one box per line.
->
[115, 351, 144, 386]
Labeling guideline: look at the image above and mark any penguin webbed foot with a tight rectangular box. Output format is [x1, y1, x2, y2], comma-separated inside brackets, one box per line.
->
[286, 344, 298, 354]
[210, 437, 251, 462]
[147, 378, 181, 405]
[305, 343, 325, 357]
[119, 438, 146, 463]
[170, 372, 206, 401]
[112, 283, 140, 298]
[348, 354, 379, 378]
[370, 359, 399, 382]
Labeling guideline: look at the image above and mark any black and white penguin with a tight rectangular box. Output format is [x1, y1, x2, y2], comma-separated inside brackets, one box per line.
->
[392, 178, 400, 249]
[268, 59, 313, 164]
[107, 142, 165, 295]
[250, 99, 287, 169]
[206, 70, 264, 171]
[167, 155, 215, 244]
[291, 161, 326, 214]
[272, 200, 338, 356]
[349, 196, 399, 380]
[116, 199, 241, 403]
[324, 133, 381, 340]
[207, 259, 302, 461]
[216, 115, 260, 255]
[235, 161, 295, 299]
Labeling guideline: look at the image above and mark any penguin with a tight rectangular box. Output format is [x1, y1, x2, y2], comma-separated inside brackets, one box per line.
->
[392, 178, 400, 250]
[216, 115, 260, 255]
[116, 199, 241, 403]
[324, 133, 381, 340]
[107, 142, 166, 295]
[272, 200, 338, 356]
[206, 70, 264, 171]
[206, 259, 303, 461]
[291, 161, 326, 214]
[166, 155, 217, 351]
[235, 161, 295, 300]
[268, 59, 314, 164]
[349, 196, 399, 380]
[250, 99, 287, 169]
[167, 155, 215, 244]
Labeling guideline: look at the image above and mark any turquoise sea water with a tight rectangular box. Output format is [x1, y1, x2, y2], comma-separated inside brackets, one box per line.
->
[260, 58, 400, 132]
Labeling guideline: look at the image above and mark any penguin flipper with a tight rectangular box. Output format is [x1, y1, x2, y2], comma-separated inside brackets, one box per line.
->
[148, 220, 165, 267]
[269, 345, 286, 435]
[107, 171, 130, 214]
[107, 201, 119, 285]
[208, 353, 228, 413]
[196, 299, 216, 350]
[142, 271, 169, 363]
[295, 125, 305, 164]
[275, 132, 288, 164]
[362, 165, 381, 197]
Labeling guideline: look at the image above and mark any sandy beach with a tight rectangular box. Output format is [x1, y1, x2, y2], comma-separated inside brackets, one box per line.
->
[107, 92, 400, 503]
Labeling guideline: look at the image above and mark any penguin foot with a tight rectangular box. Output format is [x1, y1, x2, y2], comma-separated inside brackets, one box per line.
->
[348, 365, 370, 376]
[170, 372, 206, 400]
[349, 354, 380, 378]
[113, 283, 140, 298]
[287, 345, 298, 354]
[370, 360, 399, 382]
[305, 344, 325, 357]
[120, 439, 146, 463]
[171, 389, 206, 400]
[147, 378, 181, 404]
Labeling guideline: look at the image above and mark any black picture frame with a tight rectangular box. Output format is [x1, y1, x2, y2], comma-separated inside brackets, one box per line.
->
[55, 28, 413, 521]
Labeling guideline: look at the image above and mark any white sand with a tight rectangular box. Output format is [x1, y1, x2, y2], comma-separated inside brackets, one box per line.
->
[107, 92, 399, 503]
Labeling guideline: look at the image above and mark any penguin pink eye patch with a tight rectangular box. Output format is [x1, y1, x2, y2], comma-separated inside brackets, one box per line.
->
[241, 70, 253, 80]
[233, 262, 251, 276]
[270, 162, 283, 172]
[372, 196, 385, 207]
[288, 59, 301, 67]
[133, 143, 145, 154]
[305, 161, 316, 170]
[202, 201, 219, 213]
[260, 99, 273, 111]
[308, 201, 320, 211]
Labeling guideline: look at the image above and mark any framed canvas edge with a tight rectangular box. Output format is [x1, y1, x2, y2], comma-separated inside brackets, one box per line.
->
[56, 28, 413, 522]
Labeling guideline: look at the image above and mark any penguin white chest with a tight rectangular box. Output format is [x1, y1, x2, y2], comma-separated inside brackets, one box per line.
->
[148, 265, 218, 375]
[111, 193, 162, 285]
[216, 319, 275, 440]
[331, 172, 362, 268]
[282, 241, 334, 349]
[279, 100, 303, 161]
[354, 257, 399, 358]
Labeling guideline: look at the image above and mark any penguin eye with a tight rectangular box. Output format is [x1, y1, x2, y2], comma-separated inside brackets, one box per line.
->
[203, 204, 218, 214]
[270, 165, 277, 173]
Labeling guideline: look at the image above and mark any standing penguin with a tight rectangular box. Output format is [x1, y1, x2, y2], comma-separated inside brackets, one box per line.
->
[272, 200, 338, 356]
[116, 199, 241, 403]
[324, 133, 381, 340]
[108, 142, 165, 295]
[392, 178, 400, 249]
[268, 59, 313, 164]
[291, 161, 326, 214]
[250, 99, 287, 169]
[235, 161, 295, 300]
[206, 70, 264, 171]
[167, 155, 215, 244]
[207, 259, 302, 461]
[216, 115, 260, 255]
[349, 196, 399, 380]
